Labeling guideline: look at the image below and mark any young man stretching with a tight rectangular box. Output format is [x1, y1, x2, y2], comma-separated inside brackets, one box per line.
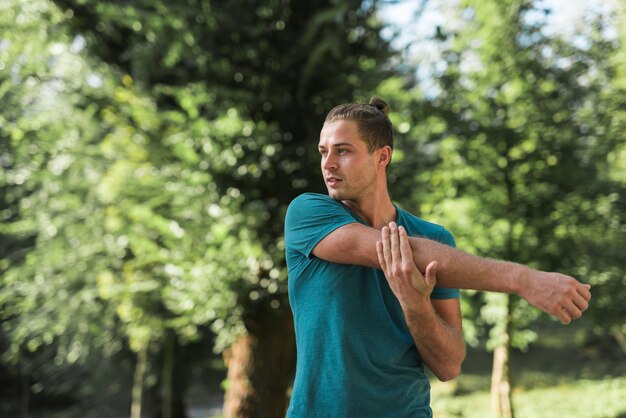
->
[284, 98, 591, 417]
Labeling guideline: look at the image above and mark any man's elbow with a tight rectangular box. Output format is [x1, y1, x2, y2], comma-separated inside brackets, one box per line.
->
[434, 364, 462, 382]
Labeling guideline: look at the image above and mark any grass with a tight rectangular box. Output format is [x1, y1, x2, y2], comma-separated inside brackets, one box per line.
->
[431, 321, 626, 418]
[431, 376, 626, 418]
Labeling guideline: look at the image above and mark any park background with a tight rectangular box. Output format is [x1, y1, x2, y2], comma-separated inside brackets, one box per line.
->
[1, 0, 625, 417]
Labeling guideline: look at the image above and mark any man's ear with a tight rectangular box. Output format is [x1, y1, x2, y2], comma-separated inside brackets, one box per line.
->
[378, 146, 392, 168]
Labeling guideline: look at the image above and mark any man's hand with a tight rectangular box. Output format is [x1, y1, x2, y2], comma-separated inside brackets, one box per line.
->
[518, 270, 591, 325]
[376, 222, 437, 309]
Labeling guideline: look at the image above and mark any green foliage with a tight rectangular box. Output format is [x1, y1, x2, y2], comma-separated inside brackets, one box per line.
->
[91, 85, 278, 352]
[387, 0, 625, 348]
[1, 0, 397, 394]
[580, 1, 626, 336]
[0, 0, 121, 365]
[46, 0, 396, 349]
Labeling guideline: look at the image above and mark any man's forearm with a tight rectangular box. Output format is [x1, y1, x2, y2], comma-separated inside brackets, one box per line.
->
[404, 302, 465, 382]
[408, 235, 591, 324]
[409, 237, 525, 294]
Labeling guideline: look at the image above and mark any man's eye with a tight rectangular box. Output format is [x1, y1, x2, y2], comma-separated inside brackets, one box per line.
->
[338, 148, 348, 154]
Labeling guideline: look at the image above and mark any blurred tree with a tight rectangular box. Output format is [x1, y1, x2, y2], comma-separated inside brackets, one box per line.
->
[91, 79, 271, 418]
[0, 0, 127, 415]
[383, 0, 625, 416]
[0, 2, 233, 417]
[579, 0, 626, 354]
[46, 0, 396, 416]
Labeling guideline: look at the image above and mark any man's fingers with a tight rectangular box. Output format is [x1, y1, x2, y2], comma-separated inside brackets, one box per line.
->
[578, 283, 592, 302]
[399, 226, 424, 290]
[376, 241, 387, 272]
[572, 292, 590, 312]
[398, 226, 412, 263]
[390, 222, 401, 267]
[381, 226, 392, 271]
[563, 280, 591, 323]
[557, 294, 589, 324]
[425, 261, 438, 287]
[557, 308, 572, 325]
[552, 298, 580, 324]
[563, 301, 582, 321]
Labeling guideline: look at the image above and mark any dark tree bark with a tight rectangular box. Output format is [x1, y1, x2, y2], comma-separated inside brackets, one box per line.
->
[223, 307, 295, 418]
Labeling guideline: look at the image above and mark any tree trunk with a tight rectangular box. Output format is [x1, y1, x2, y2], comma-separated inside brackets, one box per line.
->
[611, 326, 626, 356]
[162, 331, 176, 418]
[223, 307, 295, 418]
[19, 360, 29, 418]
[490, 295, 514, 418]
[131, 342, 149, 418]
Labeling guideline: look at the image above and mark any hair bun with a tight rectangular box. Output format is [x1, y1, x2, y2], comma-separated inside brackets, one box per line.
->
[368, 97, 390, 115]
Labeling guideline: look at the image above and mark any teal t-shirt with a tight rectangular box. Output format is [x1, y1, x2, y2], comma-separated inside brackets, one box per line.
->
[285, 193, 460, 418]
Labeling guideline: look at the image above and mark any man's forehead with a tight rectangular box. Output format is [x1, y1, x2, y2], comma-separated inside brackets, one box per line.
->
[319, 120, 364, 147]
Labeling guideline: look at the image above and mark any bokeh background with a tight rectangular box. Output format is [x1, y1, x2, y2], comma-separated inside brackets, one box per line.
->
[1, 0, 625, 417]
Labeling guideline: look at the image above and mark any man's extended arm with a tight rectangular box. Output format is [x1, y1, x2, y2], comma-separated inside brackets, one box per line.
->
[311, 222, 591, 324]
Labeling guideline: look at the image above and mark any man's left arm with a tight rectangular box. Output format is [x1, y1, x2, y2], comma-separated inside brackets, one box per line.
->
[377, 227, 466, 380]
[406, 285, 466, 381]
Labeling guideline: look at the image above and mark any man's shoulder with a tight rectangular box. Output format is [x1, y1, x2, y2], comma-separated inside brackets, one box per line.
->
[396, 206, 454, 244]
[290, 192, 335, 205]
[287, 193, 345, 213]
[285, 193, 352, 228]
[284, 192, 358, 256]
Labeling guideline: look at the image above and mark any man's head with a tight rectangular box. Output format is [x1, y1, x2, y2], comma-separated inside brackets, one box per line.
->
[319, 97, 394, 202]
[324, 97, 394, 153]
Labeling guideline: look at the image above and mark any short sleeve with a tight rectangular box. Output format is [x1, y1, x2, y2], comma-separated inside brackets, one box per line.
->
[431, 228, 461, 300]
[437, 228, 456, 248]
[285, 193, 358, 258]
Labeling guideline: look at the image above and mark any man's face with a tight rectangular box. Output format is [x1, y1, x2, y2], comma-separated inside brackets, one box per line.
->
[318, 120, 379, 201]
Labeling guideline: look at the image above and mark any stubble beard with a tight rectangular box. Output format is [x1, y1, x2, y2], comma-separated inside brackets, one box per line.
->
[327, 172, 377, 203]
[327, 186, 351, 201]
[326, 156, 379, 202]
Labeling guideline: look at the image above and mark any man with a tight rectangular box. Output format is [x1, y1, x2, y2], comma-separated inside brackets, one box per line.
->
[284, 97, 591, 417]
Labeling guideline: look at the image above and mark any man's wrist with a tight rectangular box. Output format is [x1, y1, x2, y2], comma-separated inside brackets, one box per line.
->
[402, 296, 435, 319]
[509, 264, 531, 296]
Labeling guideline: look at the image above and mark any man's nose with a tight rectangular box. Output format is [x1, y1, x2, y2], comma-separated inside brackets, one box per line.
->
[322, 153, 338, 170]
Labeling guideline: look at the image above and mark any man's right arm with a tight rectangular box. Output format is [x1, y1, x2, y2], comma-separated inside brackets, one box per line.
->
[311, 222, 591, 324]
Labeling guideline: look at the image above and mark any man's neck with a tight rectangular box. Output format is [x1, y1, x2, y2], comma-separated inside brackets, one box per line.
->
[342, 194, 396, 230]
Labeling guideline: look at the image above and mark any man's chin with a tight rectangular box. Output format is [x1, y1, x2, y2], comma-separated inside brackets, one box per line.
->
[327, 188, 348, 201]
[326, 188, 339, 198]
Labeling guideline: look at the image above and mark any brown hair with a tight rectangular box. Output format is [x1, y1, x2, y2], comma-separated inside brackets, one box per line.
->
[324, 97, 393, 153]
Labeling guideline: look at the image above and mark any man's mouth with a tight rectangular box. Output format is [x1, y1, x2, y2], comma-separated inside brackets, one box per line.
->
[326, 177, 342, 186]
